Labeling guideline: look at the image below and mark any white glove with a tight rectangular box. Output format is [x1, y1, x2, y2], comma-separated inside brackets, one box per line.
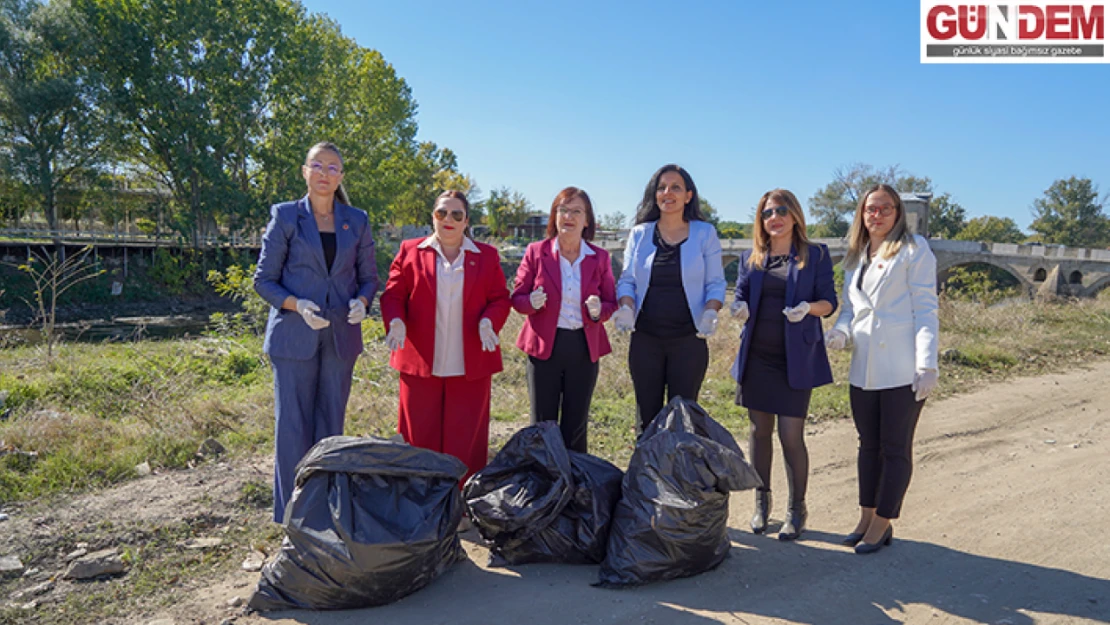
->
[730, 299, 749, 323]
[696, 308, 719, 337]
[913, 369, 939, 402]
[529, 287, 547, 310]
[825, 328, 849, 350]
[479, 317, 500, 352]
[585, 295, 601, 320]
[347, 298, 367, 325]
[295, 298, 330, 330]
[783, 301, 811, 324]
[385, 318, 406, 351]
[612, 304, 635, 332]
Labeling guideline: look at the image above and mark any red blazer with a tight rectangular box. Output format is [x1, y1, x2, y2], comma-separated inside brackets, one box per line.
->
[380, 238, 511, 381]
[511, 239, 618, 362]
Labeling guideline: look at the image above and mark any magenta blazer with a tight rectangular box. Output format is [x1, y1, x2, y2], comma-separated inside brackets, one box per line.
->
[511, 239, 618, 362]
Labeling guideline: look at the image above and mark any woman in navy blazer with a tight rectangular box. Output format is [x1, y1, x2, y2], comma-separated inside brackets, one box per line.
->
[614, 164, 727, 432]
[730, 188, 836, 540]
[511, 187, 618, 453]
[253, 142, 378, 522]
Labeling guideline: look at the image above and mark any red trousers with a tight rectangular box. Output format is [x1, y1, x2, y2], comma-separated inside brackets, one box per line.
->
[398, 373, 492, 484]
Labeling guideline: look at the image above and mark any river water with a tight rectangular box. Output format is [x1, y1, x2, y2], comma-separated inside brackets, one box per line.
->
[0, 313, 214, 347]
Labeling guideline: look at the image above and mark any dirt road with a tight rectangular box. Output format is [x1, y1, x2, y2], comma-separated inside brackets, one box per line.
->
[169, 362, 1110, 624]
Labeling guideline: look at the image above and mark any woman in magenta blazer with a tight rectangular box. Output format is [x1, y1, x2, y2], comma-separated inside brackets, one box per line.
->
[511, 187, 618, 453]
[380, 190, 511, 482]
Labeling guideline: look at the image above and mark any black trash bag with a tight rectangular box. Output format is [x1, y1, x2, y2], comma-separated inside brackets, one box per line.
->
[597, 397, 762, 587]
[249, 436, 468, 611]
[464, 422, 624, 566]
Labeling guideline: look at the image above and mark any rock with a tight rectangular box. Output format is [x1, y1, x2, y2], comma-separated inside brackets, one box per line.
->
[1044, 439, 1056, 445]
[135, 461, 152, 477]
[64, 548, 88, 562]
[0, 513, 8, 522]
[63, 548, 126, 580]
[0, 556, 23, 578]
[226, 595, 243, 608]
[197, 438, 226, 458]
[240, 550, 266, 572]
[181, 537, 223, 550]
[27, 581, 54, 597]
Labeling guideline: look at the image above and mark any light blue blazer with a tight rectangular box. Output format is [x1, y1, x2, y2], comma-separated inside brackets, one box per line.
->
[253, 196, 378, 362]
[616, 220, 727, 324]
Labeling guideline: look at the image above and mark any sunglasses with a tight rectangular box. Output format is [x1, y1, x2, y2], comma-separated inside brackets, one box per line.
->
[434, 208, 467, 222]
[306, 161, 342, 177]
[761, 206, 790, 220]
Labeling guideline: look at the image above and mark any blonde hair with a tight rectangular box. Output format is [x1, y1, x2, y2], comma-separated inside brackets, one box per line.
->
[844, 183, 911, 269]
[748, 189, 811, 270]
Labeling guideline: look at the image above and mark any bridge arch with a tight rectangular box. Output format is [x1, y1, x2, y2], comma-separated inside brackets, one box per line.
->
[1033, 267, 1047, 282]
[1084, 274, 1110, 297]
[935, 258, 1032, 294]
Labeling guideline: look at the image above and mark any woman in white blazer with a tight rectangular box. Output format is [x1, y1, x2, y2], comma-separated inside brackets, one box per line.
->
[613, 164, 726, 432]
[826, 183, 938, 554]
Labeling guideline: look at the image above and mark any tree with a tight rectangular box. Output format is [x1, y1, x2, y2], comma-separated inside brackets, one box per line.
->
[699, 197, 720, 227]
[598, 211, 628, 231]
[481, 187, 531, 237]
[954, 216, 1025, 243]
[717, 220, 748, 239]
[0, 0, 111, 240]
[1029, 177, 1110, 248]
[808, 163, 933, 237]
[928, 193, 967, 239]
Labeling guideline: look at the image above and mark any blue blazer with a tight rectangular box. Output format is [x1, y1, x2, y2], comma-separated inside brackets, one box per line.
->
[730, 243, 837, 390]
[254, 196, 378, 362]
[616, 220, 727, 324]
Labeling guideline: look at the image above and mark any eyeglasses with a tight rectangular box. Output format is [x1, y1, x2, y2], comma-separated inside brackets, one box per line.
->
[433, 208, 467, 222]
[761, 206, 790, 220]
[556, 206, 585, 217]
[306, 161, 343, 177]
[863, 205, 896, 217]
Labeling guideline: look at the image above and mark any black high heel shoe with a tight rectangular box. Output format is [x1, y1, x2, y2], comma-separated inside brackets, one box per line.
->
[841, 532, 865, 546]
[854, 526, 893, 554]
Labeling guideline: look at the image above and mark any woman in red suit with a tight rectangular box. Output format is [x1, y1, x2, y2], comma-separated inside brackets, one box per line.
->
[511, 187, 618, 453]
[380, 190, 511, 481]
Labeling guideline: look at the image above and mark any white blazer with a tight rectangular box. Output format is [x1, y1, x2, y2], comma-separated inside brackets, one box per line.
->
[832, 234, 939, 390]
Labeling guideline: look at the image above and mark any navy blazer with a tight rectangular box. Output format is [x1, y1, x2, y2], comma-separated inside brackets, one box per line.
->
[254, 196, 378, 362]
[730, 243, 837, 391]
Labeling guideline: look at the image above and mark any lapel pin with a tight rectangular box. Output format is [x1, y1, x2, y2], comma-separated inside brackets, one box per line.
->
[343, 224, 349, 230]
[469, 261, 476, 266]
[877, 264, 884, 269]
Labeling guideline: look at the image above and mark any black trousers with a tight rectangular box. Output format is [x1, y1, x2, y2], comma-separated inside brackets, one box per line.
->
[628, 331, 709, 432]
[526, 328, 599, 453]
[850, 384, 925, 519]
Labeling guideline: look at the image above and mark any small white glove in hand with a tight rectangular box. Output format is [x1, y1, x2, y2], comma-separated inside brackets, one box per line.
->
[385, 318, 406, 351]
[783, 301, 811, 324]
[825, 328, 849, 350]
[913, 368, 939, 402]
[730, 299, 750, 323]
[479, 317, 500, 352]
[696, 308, 719, 337]
[585, 294, 602, 320]
[529, 286, 547, 310]
[347, 298, 367, 325]
[612, 304, 635, 332]
[295, 298, 330, 330]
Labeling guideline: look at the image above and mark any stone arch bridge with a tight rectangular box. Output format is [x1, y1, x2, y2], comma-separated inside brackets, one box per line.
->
[594, 236, 1110, 298]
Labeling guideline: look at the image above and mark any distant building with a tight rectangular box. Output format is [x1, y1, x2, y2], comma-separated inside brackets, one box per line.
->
[901, 192, 932, 237]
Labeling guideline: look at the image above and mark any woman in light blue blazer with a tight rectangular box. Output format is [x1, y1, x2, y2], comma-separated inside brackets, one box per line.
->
[253, 142, 378, 522]
[614, 164, 726, 432]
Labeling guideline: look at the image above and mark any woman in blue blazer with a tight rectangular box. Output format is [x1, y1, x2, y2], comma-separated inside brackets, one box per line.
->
[253, 142, 378, 522]
[730, 189, 836, 540]
[614, 164, 726, 432]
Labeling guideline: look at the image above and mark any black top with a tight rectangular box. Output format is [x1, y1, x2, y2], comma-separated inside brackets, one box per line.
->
[636, 227, 696, 338]
[748, 254, 790, 362]
[320, 232, 337, 273]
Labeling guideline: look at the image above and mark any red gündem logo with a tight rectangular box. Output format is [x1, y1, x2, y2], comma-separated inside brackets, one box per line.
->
[921, 1, 1108, 63]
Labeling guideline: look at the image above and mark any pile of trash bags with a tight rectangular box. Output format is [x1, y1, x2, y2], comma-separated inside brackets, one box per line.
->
[464, 421, 623, 566]
[597, 397, 763, 587]
[249, 436, 468, 611]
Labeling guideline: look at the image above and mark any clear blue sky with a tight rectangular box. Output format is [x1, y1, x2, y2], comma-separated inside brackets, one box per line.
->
[301, 0, 1109, 231]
